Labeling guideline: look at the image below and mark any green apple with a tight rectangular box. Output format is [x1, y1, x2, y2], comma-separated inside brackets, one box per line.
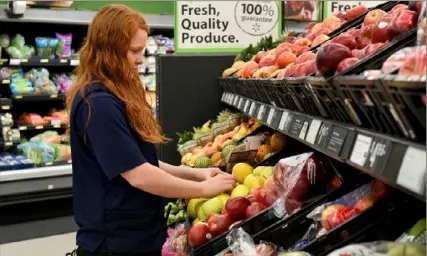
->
[201, 197, 222, 217]
[216, 194, 230, 208]
[187, 198, 208, 219]
[260, 166, 274, 178]
[231, 184, 250, 197]
[253, 166, 266, 176]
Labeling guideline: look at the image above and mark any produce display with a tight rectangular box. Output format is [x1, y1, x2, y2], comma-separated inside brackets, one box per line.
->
[165, 200, 188, 226]
[17, 110, 69, 126]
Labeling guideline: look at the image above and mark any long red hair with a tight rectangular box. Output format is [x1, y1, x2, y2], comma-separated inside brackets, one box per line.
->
[66, 4, 168, 144]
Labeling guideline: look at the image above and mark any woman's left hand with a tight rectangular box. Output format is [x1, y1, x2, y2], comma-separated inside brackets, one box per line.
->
[200, 167, 234, 181]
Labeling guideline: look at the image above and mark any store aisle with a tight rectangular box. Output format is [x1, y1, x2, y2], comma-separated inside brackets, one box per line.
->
[0, 232, 76, 256]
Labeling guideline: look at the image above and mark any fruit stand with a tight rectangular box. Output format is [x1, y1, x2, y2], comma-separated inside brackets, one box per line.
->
[160, 1, 426, 256]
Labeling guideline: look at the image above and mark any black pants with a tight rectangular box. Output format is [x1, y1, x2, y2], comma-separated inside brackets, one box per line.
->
[72, 246, 161, 256]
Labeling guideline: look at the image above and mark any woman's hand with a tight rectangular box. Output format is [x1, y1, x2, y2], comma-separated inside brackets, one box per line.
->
[199, 167, 233, 181]
[200, 173, 236, 198]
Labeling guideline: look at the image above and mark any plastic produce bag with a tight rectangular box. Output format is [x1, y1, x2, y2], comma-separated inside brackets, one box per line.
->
[307, 180, 388, 233]
[0, 34, 10, 48]
[35, 37, 59, 58]
[273, 152, 329, 214]
[17, 141, 56, 164]
[326, 241, 425, 256]
[417, 1, 426, 46]
[30, 131, 62, 144]
[396, 218, 426, 246]
[161, 224, 189, 256]
[55, 33, 73, 58]
[11, 34, 25, 49]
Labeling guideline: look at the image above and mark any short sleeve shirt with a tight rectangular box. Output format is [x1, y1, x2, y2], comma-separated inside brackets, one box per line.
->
[70, 83, 165, 254]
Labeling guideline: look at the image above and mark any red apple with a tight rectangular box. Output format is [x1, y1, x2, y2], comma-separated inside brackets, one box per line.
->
[335, 57, 359, 75]
[224, 197, 251, 220]
[207, 214, 234, 236]
[399, 49, 427, 76]
[260, 185, 281, 207]
[245, 202, 267, 219]
[393, 4, 409, 12]
[328, 175, 343, 190]
[254, 51, 268, 63]
[334, 11, 348, 21]
[247, 188, 263, 203]
[305, 22, 317, 31]
[372, 20, 390, 43]
[241, 61, 259, 79]
[331, 33, 357, 50]
[346, 5, 368, 21]
[316, 43, 352, 77]
[386, 10, 419, 42]
[371, 181, 389, 201]
[364, 9, 386, 26]
[298, 60, 317, 76]
[360, 42, 385, 58]
[188, 223, 213, 247]
[296, 51, 316, 64]
[348, 28, 362, 38]
[357, 24, 374, 49]
[259, 55, 277, 68]
[351, 49, 361, 59]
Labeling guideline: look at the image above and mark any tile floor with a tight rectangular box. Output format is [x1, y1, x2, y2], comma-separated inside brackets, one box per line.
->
[0, 232, 76, 256]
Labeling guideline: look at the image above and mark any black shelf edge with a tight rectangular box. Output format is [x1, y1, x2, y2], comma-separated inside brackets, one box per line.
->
[4, 57, 79, 67]
[17, 123, 68, 131]
[222, 93, 426, 201]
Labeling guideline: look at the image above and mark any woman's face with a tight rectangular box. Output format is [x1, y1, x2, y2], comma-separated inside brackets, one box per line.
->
[127, 28, 147, 72]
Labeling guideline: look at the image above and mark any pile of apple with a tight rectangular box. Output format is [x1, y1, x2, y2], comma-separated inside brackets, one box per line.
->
[316, 2, 423, 77]
[221, 4, 370, 80]
[187, 163, 282, 248]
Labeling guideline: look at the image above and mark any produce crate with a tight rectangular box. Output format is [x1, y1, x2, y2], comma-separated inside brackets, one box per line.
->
[268, 79, 289, 109]
[380, 75, 426, 143]
[245, 79, 264, 102]
[333, 76, 403, 137]
[256, 79, 276, 105]
[285, 77, 325, 116]
[270, 79, 301, 112]
[305, 76, 353, 123]
[252, 79, 273, 105]
[300, 191, 425, 256]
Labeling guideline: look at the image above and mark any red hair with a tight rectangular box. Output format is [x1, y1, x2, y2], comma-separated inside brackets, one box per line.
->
[66, 4, 168, 144]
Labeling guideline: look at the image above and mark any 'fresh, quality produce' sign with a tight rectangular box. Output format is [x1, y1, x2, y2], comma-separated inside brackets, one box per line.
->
[175, 1, 282, 53]
[323, 1, 386, 17]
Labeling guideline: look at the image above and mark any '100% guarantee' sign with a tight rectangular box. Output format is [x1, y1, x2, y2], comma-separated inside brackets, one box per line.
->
[175, 1, 282, 53]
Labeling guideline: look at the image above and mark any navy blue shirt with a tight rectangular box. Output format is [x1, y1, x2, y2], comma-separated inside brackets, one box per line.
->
[70, 83, 165, 254]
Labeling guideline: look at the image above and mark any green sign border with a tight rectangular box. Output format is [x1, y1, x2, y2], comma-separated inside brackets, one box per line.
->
[174, 1, 283, 54]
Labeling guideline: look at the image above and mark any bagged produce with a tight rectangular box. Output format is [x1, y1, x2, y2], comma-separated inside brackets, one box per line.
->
[35, 37, 59, 58]
[326, 241, 425, 256]
[0, 34, 10, 48]
[30, 131, 62, 144]
[161, 224, 190, 256]
[396, 218, 426, 246]
[273, 152, 329, 214]
[417, 1, 426, 46]
[17, 113, 46, 125]
[55, 33, 73, 58]
[18, 141, 56, 164]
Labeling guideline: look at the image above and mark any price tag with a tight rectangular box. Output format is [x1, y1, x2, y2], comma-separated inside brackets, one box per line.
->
[249, 102, 256, 116]
[15, 95, 23, 99]
[257, 105, 265, 120]
[9, 59, 21, 65]
[53, 124, 61, 128]
[366, 139, 390, 173]
[290, 116, 305, 137]
[21, 59, 28, 63]
[306, 119, 322, 144]
[19, 126, 27, 130]
[229, 94, 234, 104]
[238, 98, 244, 109]
[326, 126, 348, 156]
[1, 105, 10, 110]
[397, 147, 426, 195]
[50, 94, 58, 99]
[45, 162, 53, 166]
[267, 107, 276, 125]
[350, 134, 373, 167]
[35, 125, 44, 130]
[299, 121, 309, 140]
[2, 79, 10, 84]
[5, 142, 12, 146]
[233, 96, 239, 106]
[221, 93, 226, 102]
[278, 111, 289, 131]
[40, 59, 49, 63]
[67, 160, 72, 164]
[70, 59, 80, 66]
[60, 59, 68, 63]
[243, 100, 250, 113]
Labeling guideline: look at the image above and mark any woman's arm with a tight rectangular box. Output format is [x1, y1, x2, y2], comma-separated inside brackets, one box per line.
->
[122, 163, 235, 198]
[159, 161, 204, 181]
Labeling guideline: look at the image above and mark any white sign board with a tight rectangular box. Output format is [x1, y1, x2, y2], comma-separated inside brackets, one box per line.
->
[324, 1, 386, 17]
[175, 1, 281, 53]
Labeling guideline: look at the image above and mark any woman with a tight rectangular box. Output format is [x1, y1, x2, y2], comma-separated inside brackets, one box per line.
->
[66, 4, 236, 256]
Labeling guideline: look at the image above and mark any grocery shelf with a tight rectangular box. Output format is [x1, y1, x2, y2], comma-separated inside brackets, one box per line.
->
[12, 94, 66, 101]
[18, 123, 68, 131]
[0, 164, 72, 182]
[0, 7, 174, 29]
[222, 92, 426, 201]
[4, 57, 79, 67]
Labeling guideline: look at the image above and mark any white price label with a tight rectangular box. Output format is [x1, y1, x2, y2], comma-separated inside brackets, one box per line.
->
[221, 93, 226, 102]
[350, 134, 373, 167]
[299, 121, 309, 140]
[230, 94, 235, 104]
[70, 59, 80, 66]
[244, 100, 250, 113]
[267, 107, 276, 125]
[249, 103, 256, 116]
[238, 98, 244, 109]
[397, 147, 426, 195]
[278, 111, 289, 131]
[233, 96, 239, 106]
[257, 105, 265, 120]
[305, 119, 322, 144]
[226, 94, 231, 103]
[9, 59, 21, 65]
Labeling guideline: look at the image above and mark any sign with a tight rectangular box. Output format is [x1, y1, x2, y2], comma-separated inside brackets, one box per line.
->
[323, 1, 386, 17]
[283, 1, 322, 22]
[175, 1, 282, 53]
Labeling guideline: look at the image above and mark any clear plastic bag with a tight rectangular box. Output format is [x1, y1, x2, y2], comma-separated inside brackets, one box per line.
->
[273, 152, 328, 214]
[226, 227, 277, 256]
[161, 224, 190, 256]
[417, 1, 426, 46]
[380, 46, 426, 76]
[326, 241, 426, 256]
